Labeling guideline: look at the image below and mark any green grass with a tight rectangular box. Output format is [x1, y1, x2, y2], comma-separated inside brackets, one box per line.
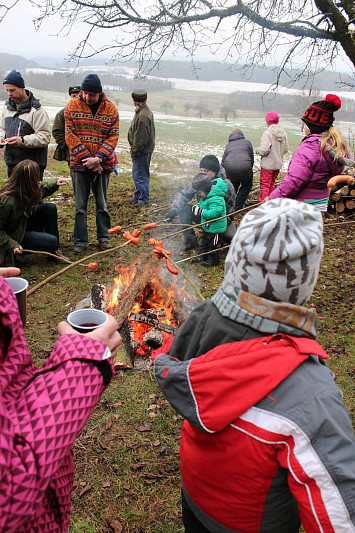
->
[0, 109, 353, 532]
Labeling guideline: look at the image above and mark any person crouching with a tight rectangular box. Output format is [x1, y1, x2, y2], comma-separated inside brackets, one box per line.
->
[191, 172, 227, 267]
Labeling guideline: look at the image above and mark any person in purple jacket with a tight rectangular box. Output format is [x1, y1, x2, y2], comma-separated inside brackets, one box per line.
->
[268, 94, 348, 211]
[0, 267, 121, 532]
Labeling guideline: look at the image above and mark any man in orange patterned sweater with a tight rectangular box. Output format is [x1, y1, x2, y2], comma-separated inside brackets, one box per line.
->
[65, 74, 119, 253]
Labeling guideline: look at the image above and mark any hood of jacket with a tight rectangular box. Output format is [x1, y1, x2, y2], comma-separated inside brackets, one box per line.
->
[152, 333, 327, 433]
[268, 124, 287, 142]
[228, 130, 245, 142]
[6, 90, 41, 113]
[206, 177, 228, 199]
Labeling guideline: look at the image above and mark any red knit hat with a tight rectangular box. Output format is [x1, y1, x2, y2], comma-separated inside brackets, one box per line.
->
[302, 94, 341, 133]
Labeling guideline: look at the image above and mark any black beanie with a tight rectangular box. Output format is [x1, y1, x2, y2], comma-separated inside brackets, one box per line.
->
[3, 70, 25, 88]
[199, 155, 220, 174]
[191, 172, 212, 194]
[302, 94, 341, 134]
[132, 89, 147, 103]
[81, 74, 102, 93]
[68, 86, 81, 96]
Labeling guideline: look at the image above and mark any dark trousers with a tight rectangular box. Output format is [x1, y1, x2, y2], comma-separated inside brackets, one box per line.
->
[179, 203, 198, 246]
[199, 231, 221, 265]
[7, 165, 45, 181]
[131, 152, 152, 205]
[182, 492, 211, 533]
[229, 169, 253, 211]
[22, 203, 59, 252]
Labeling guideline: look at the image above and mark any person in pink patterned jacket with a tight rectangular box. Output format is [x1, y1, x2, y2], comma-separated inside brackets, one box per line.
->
[0, 267, 121, 532]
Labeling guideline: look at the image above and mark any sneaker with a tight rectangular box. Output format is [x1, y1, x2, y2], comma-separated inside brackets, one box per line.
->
[98, 241, 113, 251]
[74, 244, 88, 254]
[52, 249, 71, 263]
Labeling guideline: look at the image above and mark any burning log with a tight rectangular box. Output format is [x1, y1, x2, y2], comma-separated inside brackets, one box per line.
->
[143, 329, 163, 349]
[108, 254, 162, 329]
[129, 312, 176, 334]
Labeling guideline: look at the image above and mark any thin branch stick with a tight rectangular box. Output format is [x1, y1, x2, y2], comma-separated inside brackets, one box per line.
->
[21, 249, 73, 264]
[176, 244, 230, 263]
[27, 241, 130, 296]
[161, 203, 262, 240]
[323, 220, 355, 226]
[161, 251, 205, 300]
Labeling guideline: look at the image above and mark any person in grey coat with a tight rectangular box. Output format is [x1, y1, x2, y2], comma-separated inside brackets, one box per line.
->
[166, 155, 236, 252]
[127, 89, 155, 206]
[222, 129, 254, 210]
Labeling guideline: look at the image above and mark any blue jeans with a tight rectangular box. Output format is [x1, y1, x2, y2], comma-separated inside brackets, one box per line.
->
[22, 203, 59, 251]
[71, 170, 111, 246]
[131, 152, 152, 204]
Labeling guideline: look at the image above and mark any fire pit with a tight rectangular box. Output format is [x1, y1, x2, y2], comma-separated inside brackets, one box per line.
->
[91, 255, 197, 370]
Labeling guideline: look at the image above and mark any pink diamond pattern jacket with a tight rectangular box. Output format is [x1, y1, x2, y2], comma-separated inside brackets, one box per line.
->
[0, 275, 114, 532]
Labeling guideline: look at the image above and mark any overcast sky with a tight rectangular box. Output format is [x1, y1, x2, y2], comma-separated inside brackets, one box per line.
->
[0, 0, 352, 74]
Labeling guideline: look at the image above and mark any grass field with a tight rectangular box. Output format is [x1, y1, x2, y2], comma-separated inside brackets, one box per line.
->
[0, 106, 354, 532]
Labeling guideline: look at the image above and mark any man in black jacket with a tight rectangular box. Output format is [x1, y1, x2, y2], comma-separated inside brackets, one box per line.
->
[127, 89, 155, 206]
[52, 86, 81, 164]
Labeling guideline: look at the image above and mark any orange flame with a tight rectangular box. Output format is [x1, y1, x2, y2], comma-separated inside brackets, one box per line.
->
[106, 262, 180, 356]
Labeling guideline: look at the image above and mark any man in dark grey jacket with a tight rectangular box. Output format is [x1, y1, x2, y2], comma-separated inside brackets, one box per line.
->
[127, 89, 155, 206]
[167, 155, 236, 252]
[52, 86, 81, 164]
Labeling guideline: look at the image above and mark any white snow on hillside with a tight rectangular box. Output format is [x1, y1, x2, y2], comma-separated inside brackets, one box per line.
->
[23, 66, 355, 100]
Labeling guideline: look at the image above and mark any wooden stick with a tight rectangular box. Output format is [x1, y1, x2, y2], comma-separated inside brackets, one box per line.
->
[27, 241, 130, 296]
[21, 249, 73, 264]
[161, 252, 205, 300]
[176, 244, 231, 263]
[160, 202, 262, 240]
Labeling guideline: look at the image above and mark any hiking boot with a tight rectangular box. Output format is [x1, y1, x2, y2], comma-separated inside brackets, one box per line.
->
[98, 241, 113, 251]
[127, 198, 138, 204]
[51, 249, 71, 263]
[74, 244, 88, 254]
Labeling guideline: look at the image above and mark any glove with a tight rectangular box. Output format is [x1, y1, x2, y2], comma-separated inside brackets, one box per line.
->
[165, 209, 177, 223]
[192, 205, 203, 218]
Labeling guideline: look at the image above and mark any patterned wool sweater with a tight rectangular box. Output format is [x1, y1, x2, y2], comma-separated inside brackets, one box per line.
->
[64, 93, 119, 171]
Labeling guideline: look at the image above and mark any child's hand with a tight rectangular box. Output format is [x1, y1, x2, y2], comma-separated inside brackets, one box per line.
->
[192, 205, 203, 217]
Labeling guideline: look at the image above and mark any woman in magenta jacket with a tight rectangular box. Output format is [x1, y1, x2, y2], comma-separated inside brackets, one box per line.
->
[268, 94, 348, 211]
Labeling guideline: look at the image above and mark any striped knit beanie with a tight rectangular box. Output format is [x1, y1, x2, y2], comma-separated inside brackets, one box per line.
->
[221, 198, 323, 305]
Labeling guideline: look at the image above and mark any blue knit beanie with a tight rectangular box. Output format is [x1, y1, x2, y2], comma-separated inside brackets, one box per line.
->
[3, 70, 25, 88]
[81, 74, 102, 93]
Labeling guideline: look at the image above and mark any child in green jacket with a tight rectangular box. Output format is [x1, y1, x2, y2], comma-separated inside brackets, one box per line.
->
[191, 172, 227, 267]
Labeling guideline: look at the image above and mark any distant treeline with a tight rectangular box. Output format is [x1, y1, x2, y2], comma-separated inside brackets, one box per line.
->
[0, 70, 174, 95]
[143, 60, 354, 92]
[226, 91, 355, 123]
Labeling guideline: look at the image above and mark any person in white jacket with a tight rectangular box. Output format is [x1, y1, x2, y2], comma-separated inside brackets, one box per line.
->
[0, 70, 50, 180]
[256, 112, 288, 201]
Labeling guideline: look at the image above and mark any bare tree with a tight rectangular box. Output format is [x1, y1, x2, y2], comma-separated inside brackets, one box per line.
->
[161, 101, 174, 115]
[194, 102, 210, 118]
[184, 102, 193, 117]
[11, 0, 355, 85]
[220, 105, 234, 122]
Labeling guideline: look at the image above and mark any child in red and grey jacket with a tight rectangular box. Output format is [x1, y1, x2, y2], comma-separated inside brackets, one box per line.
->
[152, 199, 355, 533]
